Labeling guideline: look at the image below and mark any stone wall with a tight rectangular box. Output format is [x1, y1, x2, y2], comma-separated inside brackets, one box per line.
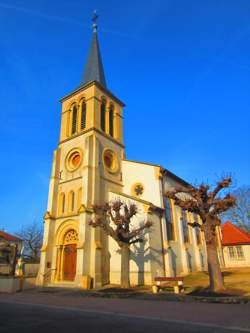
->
[24, 263, 40, 277]
[0, 277, 20, 293]
[0, 264, 11, 275]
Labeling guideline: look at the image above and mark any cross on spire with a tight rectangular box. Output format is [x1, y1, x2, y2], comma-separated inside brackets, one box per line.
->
[92, 10, 98, 32]
[81, 10, 107, 88]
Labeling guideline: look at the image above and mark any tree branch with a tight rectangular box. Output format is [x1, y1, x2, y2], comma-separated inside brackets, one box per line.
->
[210, 194, 236, 216]
[209, 177, 232, 201]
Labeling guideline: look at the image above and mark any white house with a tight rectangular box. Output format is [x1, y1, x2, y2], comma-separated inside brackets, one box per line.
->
[222, 221, 250, 268]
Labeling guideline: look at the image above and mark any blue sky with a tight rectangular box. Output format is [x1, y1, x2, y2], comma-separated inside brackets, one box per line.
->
[0, 0, 249, 232]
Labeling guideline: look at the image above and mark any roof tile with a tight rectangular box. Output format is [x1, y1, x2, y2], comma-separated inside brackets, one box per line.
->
[221, 221, 250, 246]
[0, 230, 22, 242]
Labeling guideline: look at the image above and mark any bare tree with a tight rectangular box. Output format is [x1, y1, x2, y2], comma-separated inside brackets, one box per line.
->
[15, 222, 43, 263]
[166, 177, 236, 292]
[89, 200, 152, 288]
[221, 186, 250, 232]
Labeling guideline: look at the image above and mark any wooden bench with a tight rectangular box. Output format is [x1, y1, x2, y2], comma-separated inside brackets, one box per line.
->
[152, 277, 184, 294]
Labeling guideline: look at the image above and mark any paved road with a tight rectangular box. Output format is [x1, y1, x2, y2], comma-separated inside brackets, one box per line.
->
[0, 290, 250, 333]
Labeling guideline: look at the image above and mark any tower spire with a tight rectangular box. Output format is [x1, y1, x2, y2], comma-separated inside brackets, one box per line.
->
[92, 10, 98, 32]
[82, 11, 107, 88]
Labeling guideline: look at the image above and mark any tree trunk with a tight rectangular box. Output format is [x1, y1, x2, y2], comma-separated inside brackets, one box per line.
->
[204, 220, 225, 292]
[121, 244, 130, 288]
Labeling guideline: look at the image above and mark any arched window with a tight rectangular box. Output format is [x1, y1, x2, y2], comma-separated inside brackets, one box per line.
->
[66, 111, 71, 137]
[100, 100, 106, 132]
[71, 105, 77, 135]
[194, 214, 202, 245]
[181, 210, 189, 243]
[164, 197, 174, 241]
[58, 192, 65, 215]
[81, 100, 86, 130]
[109, 105, 114, 137]
[64, 229, 78, 245]
[77, 187, 82, 209]
[68, 191, 75, 212]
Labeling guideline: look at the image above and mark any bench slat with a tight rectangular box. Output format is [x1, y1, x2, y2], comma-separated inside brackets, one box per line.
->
[154, 277, 184, 282]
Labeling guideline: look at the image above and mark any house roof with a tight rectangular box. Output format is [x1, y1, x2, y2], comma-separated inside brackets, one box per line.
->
[221, 221, 250, 246]
[0, 230, 22, 242]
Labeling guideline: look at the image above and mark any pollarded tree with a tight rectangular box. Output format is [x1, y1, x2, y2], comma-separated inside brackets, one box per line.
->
[166, 177, 236, 292]
[89, 200, 152, 288]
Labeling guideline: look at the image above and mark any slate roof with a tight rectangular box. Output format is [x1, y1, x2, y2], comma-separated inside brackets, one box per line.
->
[221, 221, 250, 246]
[82, 30, 107, 88]
[0, 230, 22, 242]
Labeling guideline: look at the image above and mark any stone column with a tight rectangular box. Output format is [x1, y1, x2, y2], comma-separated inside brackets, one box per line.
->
[59, 246, 64, 281]
[105, 106, 110, 135]
[89, 229, 103, 287]
[55, 245, 63, 281]
[114, 108, 123, 143]
[75, 205, 88, 286]
[192, 227, 202, 271]
[36, 214, 55, 286]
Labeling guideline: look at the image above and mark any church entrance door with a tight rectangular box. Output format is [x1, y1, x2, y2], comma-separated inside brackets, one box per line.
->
[63, 244, 77, 281]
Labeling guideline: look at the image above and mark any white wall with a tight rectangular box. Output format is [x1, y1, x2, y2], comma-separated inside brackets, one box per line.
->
[122, 162, 209, 277]
[122, 161, 162, 207]
[223, 245, 250, 268]
[108, 191, 164, 285]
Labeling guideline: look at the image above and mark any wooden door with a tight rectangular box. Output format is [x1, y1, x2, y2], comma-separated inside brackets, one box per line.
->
[63, 244, 77, 281]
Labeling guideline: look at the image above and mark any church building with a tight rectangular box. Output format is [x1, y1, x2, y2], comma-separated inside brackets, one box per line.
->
[37, 17, 207, 288]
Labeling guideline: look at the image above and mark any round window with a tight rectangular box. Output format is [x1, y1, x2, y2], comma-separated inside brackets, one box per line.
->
[66, 149, 82, 171]
[132, 183, 144, 197]
[103, 149, 119, 173]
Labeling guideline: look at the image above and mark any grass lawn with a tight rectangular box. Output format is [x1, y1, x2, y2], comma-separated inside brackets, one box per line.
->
[90, 268, 250, 300]
[184, 267, 250, 296]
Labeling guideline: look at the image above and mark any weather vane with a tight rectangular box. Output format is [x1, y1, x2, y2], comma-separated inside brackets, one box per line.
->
[92, 10, 98, 32]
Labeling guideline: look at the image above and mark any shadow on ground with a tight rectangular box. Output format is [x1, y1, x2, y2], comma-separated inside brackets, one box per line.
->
[187, 286, 245, 297]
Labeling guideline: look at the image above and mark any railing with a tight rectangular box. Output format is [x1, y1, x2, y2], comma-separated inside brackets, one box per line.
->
[39, 268, 56, 285]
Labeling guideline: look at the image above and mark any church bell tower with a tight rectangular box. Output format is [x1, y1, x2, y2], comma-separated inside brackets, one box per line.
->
[38, 13, 125, 288]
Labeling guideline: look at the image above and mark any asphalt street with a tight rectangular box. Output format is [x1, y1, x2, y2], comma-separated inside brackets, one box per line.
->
[0, 301, 246, 333]
[0, 291, 250, 333]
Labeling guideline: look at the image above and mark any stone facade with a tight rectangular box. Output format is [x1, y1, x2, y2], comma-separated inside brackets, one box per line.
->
[37, 24, 208, 289]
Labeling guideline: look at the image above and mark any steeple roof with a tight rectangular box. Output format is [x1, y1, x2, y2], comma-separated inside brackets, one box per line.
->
[82, 13, 107, 88]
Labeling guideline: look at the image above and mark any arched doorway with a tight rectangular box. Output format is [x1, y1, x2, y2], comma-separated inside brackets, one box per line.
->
[62, 229, 78, 281]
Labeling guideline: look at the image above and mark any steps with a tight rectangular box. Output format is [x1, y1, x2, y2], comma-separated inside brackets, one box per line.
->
[47, 281, 79, 289]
